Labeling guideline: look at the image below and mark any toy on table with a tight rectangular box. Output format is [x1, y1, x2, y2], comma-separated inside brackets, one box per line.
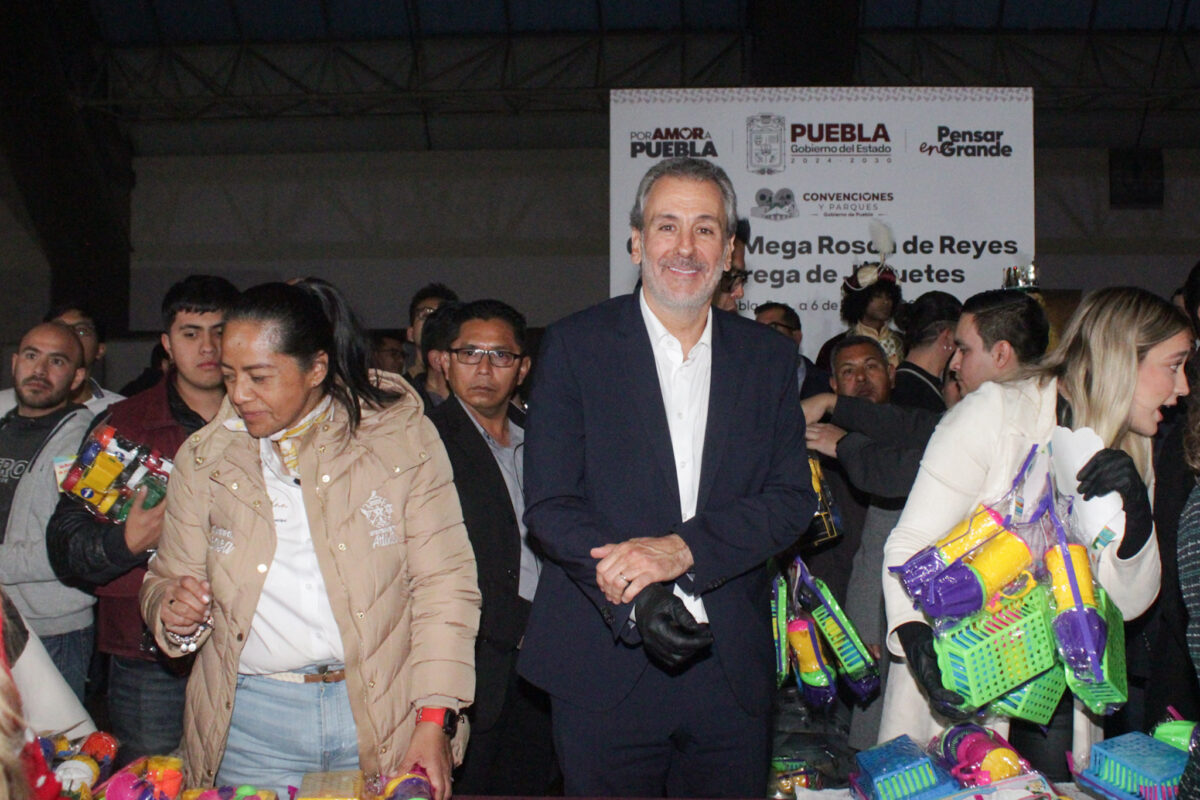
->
[1152, 719, 1197, 751]
[55, 755, 100, 799]
[891, 504, 1009, 607]
[61, 425, 173, 523]
[770, 758, 822, 797]
[932, 723, 1029, 786]
[849, 735, 958, 800]
[383, 766, 431, 800]
[80, 732, 119, 782]
[791, 557, 880, 701]
[182, 786, 278, 800]
[786, 616, 837, 710]
[1071, 732, 1186, 800]
[100, 755, 184, 800]
[295, 771, 364, 800]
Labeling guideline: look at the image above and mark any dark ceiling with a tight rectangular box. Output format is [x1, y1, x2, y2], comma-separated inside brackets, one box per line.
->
[0, 0, 1197, 334]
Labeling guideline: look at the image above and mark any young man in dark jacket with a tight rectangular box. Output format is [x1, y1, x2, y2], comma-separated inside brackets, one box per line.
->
[47, 275, 237, 766]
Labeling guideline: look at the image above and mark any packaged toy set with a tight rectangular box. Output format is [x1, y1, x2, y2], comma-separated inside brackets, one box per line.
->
[60, 425, 173, 523]
[891, 439, 1130, 724]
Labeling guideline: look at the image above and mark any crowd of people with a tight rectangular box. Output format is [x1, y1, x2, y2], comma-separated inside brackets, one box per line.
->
[5, 155, 1200, 797]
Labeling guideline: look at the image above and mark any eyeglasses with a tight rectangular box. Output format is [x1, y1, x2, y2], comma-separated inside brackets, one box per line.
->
[449, 348, 523, 368]
[767, 321, 798, 334]
[414, 305, 440, 321]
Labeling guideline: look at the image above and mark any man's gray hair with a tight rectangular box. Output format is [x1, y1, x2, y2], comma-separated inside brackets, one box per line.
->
[628, 157, 738, 239]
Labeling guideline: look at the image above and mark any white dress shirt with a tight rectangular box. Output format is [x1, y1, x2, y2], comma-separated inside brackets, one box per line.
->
[638, 289, 711, 623]
[235, 411, 344, 674]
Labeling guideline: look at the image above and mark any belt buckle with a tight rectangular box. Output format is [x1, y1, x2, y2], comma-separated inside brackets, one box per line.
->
[316, 665, 340, 683]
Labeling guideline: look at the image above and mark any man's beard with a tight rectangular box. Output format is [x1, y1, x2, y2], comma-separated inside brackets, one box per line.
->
[640, 256, 721, 314]
[15, 379, 70, 410]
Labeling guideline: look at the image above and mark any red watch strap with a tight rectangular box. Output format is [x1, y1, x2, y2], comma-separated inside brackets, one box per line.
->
[417, 707, 448, 726]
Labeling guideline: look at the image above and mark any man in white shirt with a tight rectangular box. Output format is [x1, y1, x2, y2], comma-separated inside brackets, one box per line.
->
[518, 157, 815, 797]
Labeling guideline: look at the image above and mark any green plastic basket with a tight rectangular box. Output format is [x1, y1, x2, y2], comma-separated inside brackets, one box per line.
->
[988, 663, 1067, 725]
[934, 584, 1057, 709]
[1065, 587, 1128, 715]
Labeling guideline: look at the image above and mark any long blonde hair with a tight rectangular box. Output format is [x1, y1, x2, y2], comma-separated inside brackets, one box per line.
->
[1035, 286, 1190, 476]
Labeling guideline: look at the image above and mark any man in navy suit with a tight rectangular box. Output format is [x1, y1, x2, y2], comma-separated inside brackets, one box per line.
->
[518, 157, 816, 797]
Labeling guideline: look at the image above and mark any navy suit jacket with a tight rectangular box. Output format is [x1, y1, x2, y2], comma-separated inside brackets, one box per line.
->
[517, 294, 816, 714]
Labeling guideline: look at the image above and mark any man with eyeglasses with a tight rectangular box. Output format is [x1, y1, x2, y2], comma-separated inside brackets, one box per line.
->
[755, 301, 831, 399]
[0, 303, 123, 417]
[518, 157, 814, 797]
[426, 300, 554, 795]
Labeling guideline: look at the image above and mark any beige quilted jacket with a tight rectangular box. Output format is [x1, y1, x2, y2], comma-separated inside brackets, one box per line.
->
[141, 378, 480, 785]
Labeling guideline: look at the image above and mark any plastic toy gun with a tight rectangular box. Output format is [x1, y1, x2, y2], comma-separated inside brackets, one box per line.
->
[890, 504, 1008, 607]
[786, 616, 837, 710]
[791, 557, 879, 700]
[933, 723, 1028, 786]
[919, 525, 1034, 619]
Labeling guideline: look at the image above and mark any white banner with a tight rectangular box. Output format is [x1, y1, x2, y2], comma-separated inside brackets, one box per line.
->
[609, 87, 1034, 358]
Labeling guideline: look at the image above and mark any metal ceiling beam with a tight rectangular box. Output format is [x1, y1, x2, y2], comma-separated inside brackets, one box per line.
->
[78, 32, 746, 123]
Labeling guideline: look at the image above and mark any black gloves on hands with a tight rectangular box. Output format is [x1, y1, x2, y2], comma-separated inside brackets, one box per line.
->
[1076, 448, 1153, 559]
[896, 621, 972, 721]
[633, 583, 713, 670]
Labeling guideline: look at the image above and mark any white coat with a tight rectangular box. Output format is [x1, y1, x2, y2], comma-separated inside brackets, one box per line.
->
[878, 377, 1161, 766]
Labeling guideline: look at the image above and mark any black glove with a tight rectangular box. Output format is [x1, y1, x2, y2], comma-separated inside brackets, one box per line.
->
[896, 621, 972, 721]
[1076, 448, 1153, 559]
[633, 583, 713, 670]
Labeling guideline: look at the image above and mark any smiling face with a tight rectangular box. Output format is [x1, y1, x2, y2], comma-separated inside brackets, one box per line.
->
[631, 175, 732, 317]
[11, 323, 85, 417]
[445, 318, 530, 422]
[1128, 329, 1192, 437]
[220, 319, 328, 438]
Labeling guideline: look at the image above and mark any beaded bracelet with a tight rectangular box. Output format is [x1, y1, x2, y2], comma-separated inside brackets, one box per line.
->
[165, 622, 211, 653]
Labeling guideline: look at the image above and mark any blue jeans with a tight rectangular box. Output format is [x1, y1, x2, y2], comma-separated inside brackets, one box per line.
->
[218, 673, 358, 798]
[41, 626, 94, 704]
[108, 656, 189, 768]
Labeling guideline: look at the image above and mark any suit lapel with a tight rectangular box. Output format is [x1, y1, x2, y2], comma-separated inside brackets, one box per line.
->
[618, 295, 682, 514]
[697, 311, 741, 512]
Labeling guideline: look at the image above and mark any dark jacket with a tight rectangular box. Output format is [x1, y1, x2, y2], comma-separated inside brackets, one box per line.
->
[46, 376, 198, 659]
[518, 296, 815, 714]
[428, 396, 530, 730]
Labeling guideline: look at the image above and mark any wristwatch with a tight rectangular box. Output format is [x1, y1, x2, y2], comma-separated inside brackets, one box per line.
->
[416, 706, 459, 737]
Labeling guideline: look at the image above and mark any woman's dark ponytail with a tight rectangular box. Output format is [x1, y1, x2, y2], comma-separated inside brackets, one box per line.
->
[227, 278, 399, 431]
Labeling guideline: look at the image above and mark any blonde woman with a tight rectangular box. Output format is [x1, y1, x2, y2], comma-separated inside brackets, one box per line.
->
[880, 287, 1191, 779]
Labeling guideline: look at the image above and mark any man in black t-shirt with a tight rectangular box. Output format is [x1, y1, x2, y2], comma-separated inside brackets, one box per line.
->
[0, 322, 94, 700]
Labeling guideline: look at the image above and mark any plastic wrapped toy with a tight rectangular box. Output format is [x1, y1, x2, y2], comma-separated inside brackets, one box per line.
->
[1071, 732, 1186, 800]
[850, 735, 958, 800]
[932, 723, 1029, 786]
[892, 504, 1010, 607]
[1045, 542, 1106, 682]
[383, 766, 432, 800]
[791, 557, 880, 701]
[61, 425, 173, 523]
[786, 617, 837, 710]
[919, 527, 1034, 619]
[807, 456, 843, 548]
